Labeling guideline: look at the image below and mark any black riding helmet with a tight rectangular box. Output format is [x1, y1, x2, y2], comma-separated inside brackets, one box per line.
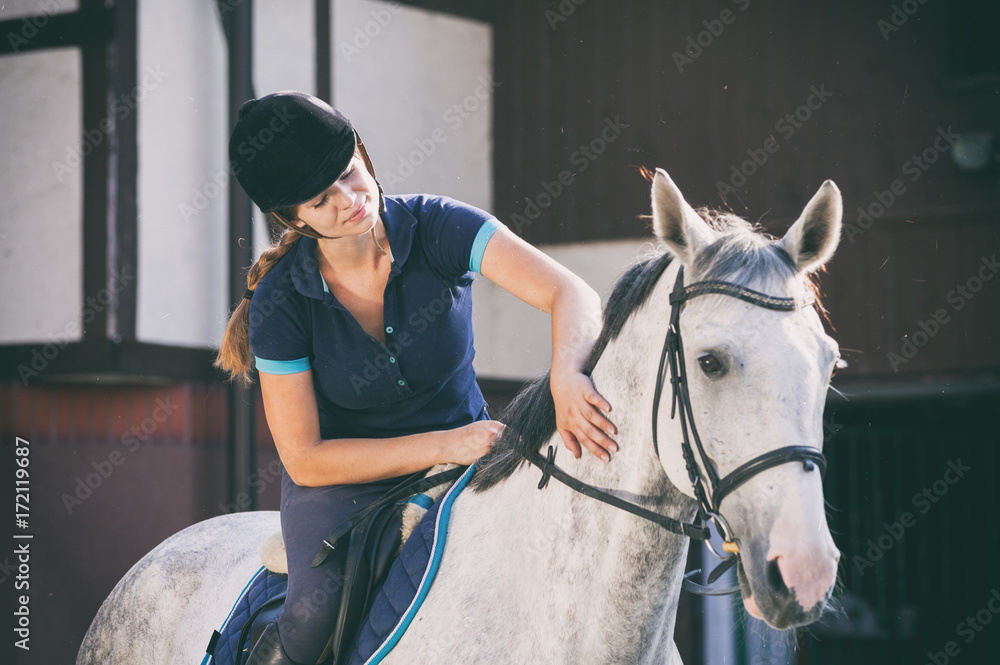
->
[228, 91, 383, 238]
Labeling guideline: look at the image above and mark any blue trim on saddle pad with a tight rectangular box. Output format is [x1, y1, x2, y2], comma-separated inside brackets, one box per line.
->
[407, 493, 434, 510]
[202, 565, 288, 665]
[346, 464, 476, 665]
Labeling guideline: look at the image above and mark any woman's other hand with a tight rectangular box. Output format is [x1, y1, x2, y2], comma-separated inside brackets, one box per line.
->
[442, 420, 506, 465]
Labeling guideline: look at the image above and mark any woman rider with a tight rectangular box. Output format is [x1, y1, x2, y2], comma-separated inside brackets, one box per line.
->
[216, 91, 617, 665]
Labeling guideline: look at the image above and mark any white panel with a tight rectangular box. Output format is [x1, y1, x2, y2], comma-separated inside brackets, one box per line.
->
[135, 0, 228, 347]
[0, 48, 82, 344]
[471, 239, 663, 381]
[0, 0, 76, 23]
[252, 0, 315, 261]
[254, 0, 315, 97]
[333, 0, 493, 211]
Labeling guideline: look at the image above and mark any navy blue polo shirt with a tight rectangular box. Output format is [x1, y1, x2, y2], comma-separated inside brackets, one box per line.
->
[248, 194, 502, 440]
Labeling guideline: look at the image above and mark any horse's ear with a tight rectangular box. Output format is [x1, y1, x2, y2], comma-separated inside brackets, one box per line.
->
[778, 180, 843, 274]
[651, 168, 715, 263]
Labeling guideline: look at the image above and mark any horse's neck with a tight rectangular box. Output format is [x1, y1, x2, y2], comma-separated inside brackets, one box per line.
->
[491, 272, 696, 660]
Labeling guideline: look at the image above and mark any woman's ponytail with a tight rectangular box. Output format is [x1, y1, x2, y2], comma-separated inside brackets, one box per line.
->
[215, 225, 303, 385]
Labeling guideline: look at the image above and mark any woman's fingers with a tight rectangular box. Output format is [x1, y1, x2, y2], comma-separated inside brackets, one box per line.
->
[578, 418, 616, 461]
[585, 388, 613, 415]
[558, 429, 583, 459]
[447, 420, 506, 465]
[552, 374, 618, 462]
[478, 420, 505, 455]
[577, 391, 617, 453]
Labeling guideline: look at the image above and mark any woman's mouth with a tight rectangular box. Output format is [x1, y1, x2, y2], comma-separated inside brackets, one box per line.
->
[345, 200, 367, 223]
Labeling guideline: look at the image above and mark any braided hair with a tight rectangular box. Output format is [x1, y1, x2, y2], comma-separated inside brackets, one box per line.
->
[215, 209, 302, 386]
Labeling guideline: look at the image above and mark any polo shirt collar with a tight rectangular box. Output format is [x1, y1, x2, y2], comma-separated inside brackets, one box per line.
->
[289, 196, 417, 301]
[383, 196, 416, 269]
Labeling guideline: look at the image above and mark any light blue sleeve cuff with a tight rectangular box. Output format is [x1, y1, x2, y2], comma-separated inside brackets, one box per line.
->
[469, 218, 504, 275]
[255, 356, 311, 375]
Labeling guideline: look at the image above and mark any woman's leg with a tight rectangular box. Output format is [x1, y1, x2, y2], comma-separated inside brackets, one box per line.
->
[272, 469, 398, 665]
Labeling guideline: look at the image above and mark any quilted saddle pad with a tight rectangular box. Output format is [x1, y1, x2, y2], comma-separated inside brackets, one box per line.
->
[200, 463, 474, 665]
[344, 464, 475, 665]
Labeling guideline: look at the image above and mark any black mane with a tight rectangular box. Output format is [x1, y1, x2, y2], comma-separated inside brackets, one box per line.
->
[470, 252, 674, 491]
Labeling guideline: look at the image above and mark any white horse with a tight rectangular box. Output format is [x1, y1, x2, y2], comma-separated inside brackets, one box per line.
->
[78, 168, 842, 665]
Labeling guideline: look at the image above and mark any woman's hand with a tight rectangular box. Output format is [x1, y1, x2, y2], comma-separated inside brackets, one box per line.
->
[442, 420, 506, 465]
[550, 370, 617, 462]
[477, 226, 614, 461]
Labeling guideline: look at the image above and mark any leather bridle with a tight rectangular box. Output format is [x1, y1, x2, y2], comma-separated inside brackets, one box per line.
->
[522, 264, 828, 594]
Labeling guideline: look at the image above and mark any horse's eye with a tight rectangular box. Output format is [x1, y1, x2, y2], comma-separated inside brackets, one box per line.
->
[698, 354, 726, 377]
[831, 357, 847, 381]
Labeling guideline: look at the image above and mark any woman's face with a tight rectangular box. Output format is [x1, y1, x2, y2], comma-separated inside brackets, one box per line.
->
[292, 152, 380, 238]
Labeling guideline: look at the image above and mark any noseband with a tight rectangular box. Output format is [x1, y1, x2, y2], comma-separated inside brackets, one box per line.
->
[523, 264, 827, 595]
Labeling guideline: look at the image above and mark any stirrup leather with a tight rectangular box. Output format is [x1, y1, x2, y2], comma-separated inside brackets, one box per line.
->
[243, 621, 302, 665]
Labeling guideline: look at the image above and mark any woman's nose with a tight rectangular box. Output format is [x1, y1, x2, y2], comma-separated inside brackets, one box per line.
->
[329, 183, 354, 207]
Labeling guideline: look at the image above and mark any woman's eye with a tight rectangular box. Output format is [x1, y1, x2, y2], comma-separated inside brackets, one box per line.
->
[313, 195, 327, 209]
[339, 167, 356, 181]
[698, 354, 726, 377]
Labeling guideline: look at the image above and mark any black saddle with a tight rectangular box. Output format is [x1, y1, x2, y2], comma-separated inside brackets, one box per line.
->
[207, 467, 465, 665]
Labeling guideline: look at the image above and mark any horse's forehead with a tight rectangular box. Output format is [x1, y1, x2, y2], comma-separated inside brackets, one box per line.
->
[685, 293, 824, 333]
[685, 302, 835, 367]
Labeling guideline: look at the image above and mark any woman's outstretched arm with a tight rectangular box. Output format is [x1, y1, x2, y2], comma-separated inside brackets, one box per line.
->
[260, 370, 503, 487]
[479, 226, 617, 462]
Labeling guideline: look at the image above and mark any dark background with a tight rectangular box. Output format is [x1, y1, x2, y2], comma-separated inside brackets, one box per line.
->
[2, 1, 998, 663]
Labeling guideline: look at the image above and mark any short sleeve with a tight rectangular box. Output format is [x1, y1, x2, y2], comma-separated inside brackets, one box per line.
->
[409, 196, 505, 278]
[247, 278, 312, 375]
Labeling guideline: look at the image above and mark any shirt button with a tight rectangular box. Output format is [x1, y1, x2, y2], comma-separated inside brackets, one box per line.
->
[385, 326, 394, 334]
[389, 357, 396, 363]
[397, 379, 405, 386]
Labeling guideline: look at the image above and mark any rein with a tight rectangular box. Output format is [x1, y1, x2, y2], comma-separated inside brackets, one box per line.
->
[522, 265, 827, 596]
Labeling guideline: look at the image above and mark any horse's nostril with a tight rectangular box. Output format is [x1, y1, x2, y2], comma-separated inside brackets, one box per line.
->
[767, 558, 788, 595]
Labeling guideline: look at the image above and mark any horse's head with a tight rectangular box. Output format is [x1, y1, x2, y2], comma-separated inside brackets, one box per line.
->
[650, 168, 841, 629]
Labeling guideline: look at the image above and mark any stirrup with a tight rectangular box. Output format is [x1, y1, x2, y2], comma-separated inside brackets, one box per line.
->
[243, 622, 302, 665]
